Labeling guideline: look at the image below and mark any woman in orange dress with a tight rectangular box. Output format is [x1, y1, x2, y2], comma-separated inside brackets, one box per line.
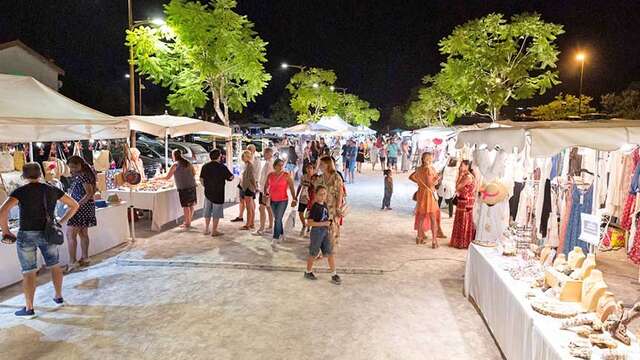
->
[410, 152, 441, 247]
[450, 160, 476, 249]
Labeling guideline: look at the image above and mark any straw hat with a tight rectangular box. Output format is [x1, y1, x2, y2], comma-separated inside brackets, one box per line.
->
[479, 181, 509, 206]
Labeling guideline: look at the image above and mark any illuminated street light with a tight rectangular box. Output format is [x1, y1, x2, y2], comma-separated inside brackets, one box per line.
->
[152, 18, 165, 26]
[125, 73, 131, 79]
[312, 83, 319, 89]
[576, 52, 587, 114]
[281, 62, 306, 71]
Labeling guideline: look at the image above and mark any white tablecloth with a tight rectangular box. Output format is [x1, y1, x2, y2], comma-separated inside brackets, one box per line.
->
[0, 203, 129, 289]
[108, 179, 239, 231]
[464, 244, 640, 360]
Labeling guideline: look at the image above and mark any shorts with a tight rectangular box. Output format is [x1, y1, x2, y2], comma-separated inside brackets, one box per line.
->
[238, 187, 245, 198]
[203, 199, 224, 219]
[388, 157, 397, 167]
[309, 227, 332, 257]
[298, 202, 308, 213]
[16, 231, 60, 273]
[243, 189, 256, 199]
[178, 187, 197, 207]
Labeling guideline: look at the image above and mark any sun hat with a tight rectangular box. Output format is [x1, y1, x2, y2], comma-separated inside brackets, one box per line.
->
[479, 181, 509, 206]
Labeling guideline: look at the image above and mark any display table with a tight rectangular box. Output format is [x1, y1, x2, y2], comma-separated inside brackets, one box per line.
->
[464, 244, 640, 360]
[0, 203, 129, 289]
[108, 179, 238, 231]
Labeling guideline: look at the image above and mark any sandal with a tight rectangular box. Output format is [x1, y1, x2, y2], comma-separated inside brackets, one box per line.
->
[240, 225, 251, 230]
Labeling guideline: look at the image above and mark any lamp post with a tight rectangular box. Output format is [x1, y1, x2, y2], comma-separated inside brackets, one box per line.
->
[576, 52, 586, 115]
[330, 86, 347, 94]
[280, 62, 306, 71]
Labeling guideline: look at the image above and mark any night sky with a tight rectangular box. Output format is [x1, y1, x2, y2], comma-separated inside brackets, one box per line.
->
[2, 0, 640, 124]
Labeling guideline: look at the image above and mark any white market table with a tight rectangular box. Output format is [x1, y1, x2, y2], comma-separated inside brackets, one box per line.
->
[108, 179, 238, 231]
[464, 244, 640, 360]
[0, 203, 129, 289]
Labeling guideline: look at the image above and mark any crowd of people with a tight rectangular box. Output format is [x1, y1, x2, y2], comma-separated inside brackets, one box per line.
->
[0, 133, 481, 319]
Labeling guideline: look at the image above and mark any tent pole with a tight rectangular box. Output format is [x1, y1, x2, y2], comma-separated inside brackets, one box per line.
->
[165, 132, 169, 172]
[591, 149, 600, 255]
[29, 143, 34, 162]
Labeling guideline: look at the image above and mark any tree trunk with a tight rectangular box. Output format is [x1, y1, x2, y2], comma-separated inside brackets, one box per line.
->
[211, 85, 233, 169]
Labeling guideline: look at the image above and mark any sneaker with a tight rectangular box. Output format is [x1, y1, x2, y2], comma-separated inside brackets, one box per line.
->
[331, 274, 342, 285]
[53, 297, 64, 307]
[304, 272, 318, 280]
[15, 307, 36, 319]
[230, 217, 243, 223]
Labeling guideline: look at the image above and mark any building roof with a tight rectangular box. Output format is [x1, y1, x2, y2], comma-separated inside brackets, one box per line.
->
[0, 40, 65, 75]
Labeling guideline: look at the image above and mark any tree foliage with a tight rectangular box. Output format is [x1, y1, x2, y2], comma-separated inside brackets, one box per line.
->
[601, 87, 640, 119]
[126, 0, 271, 124]
[405, 74, 463, 127]
[269, 93, 297, 127]
[336, 94, 380, 127]
[285, 67, 341, 123]
[436, 13, 564, 122]
[532, 93, 596, 121]
[285, 67, 379, 126]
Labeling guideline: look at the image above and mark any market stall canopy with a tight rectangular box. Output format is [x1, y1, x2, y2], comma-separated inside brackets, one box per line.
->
[456, 127, 526, 151]
[283, 123, 335, 135]
[413, 127, 457, 140]
[316, 115, 357, 135]
[354, 125, 376, 135]
[0, 74, 129, 142]
[121, 114, 231, 138]
[525, 119, 640, 157]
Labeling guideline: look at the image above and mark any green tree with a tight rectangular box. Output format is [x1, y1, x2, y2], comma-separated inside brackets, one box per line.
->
[437, 13, 564, 121]
[336, 93, 380, 127]
[601, 87, 640, 119]
[126, 0, 271, 126]
[269, 93, 297, 127]
[285, 67, 341, 123]
[405, 74, 463, 126]
[532, 93, 595, 121]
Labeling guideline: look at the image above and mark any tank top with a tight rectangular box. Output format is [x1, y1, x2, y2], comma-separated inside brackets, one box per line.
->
[174, 163, 196, 190]
[268, 172, 289, 201]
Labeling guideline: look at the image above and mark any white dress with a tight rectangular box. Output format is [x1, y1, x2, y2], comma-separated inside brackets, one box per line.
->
[473, 149, 510, 244]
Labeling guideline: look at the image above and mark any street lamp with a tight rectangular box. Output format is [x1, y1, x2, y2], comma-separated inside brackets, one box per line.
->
[280, 62, 306, 71]
[330, 86, 347, 94]
[576, 52, 586, 115]
[312, 83, 319, 89]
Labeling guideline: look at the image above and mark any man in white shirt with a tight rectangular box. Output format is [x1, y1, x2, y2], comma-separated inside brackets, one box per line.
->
[254, 147, 274, 235]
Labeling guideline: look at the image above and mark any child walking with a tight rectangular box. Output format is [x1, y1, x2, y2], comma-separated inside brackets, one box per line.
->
[381, 169, 393, 210]
[296, 163, 315, 236]
[304, 186, 341, 285]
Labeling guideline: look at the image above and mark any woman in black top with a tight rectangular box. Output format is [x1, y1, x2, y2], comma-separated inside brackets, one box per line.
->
[0, 162, 78, 318]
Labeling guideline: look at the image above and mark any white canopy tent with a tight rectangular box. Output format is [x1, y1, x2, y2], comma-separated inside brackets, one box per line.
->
[283, 123, 336, 135]
[316, 115, 358, 135]
[354, 125, 376, 136]
[0, 74, 129, 143]
[122, 114, 231, 138]
[120, 114, 231, 168]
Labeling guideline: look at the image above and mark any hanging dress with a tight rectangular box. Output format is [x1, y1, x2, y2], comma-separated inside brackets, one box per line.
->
[562, 184, 593, 256]
[620, 153, 640, 230]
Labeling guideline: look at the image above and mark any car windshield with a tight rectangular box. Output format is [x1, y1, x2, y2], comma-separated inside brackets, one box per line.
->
[188, 144, 207, 154]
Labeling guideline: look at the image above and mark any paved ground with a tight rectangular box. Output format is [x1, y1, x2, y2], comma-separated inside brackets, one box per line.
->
[1, 167, 638, 359]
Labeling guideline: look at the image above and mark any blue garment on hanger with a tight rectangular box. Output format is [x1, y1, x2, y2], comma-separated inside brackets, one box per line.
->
[549, 154, 561, 180]
[563, 184, 593, 256]
[630, 163, 640, 194]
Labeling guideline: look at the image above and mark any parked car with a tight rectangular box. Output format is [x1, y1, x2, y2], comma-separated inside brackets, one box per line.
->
[178, 142, 209, 164]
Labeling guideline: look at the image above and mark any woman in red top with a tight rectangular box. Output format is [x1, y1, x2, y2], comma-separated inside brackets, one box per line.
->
[266, 159, 297, 245]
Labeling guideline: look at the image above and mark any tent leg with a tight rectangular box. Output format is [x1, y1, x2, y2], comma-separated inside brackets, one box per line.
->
[29, 143, 34, 162]
[165, 133, 169, 172]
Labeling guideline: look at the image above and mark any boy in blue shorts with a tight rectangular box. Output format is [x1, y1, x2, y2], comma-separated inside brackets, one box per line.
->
[304, 186, 341, 285]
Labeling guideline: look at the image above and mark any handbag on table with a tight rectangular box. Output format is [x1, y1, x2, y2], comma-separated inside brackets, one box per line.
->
[0, 151, 13, 173]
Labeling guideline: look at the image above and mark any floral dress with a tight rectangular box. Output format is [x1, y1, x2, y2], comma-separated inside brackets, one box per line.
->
[67, 173, 97, 228]
[450, 173, 476, 249]
[314, 172, 344, 221]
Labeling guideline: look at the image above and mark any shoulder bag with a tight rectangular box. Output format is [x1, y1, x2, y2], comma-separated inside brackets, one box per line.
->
[123, 148, 142, 185]
[42, 186, 64, 245]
